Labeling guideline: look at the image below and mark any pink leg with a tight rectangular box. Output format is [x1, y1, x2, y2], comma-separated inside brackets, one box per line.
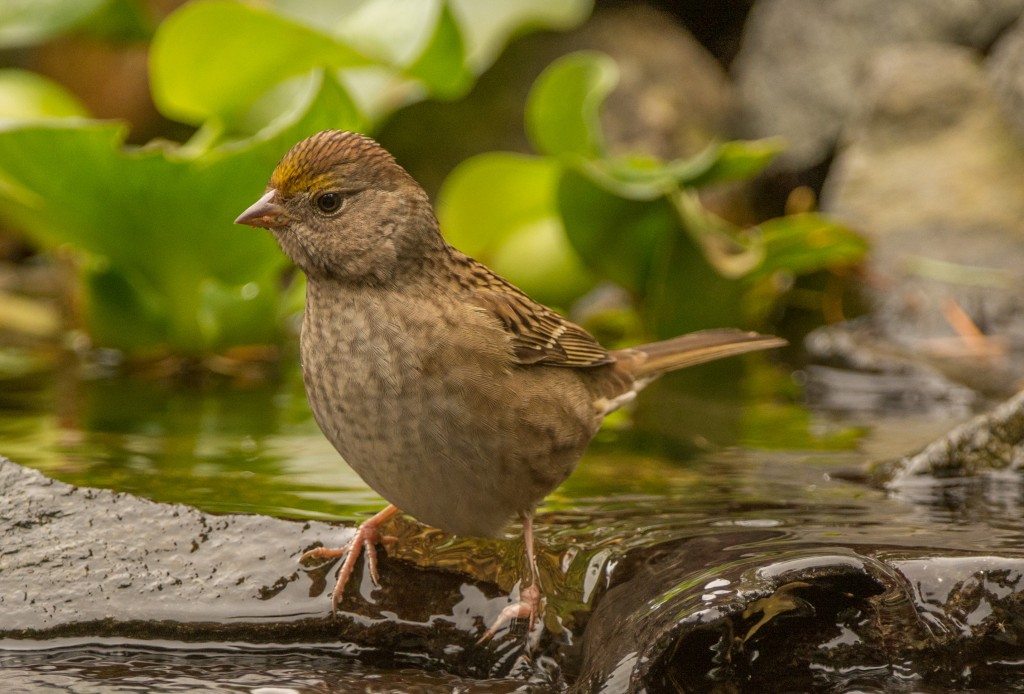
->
[300, 504, 401, 615]
[477, 512, 543, 644]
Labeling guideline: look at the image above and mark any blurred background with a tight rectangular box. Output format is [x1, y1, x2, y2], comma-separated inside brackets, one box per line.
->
[1, 0, 1022, 532]
[4, 1, 1024, 691]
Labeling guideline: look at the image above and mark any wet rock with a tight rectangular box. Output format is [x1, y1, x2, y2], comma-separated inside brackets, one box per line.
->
[732, 0, 1024, 169]
[9, 445, 1024, 692]
[0, 648, 539, 694]
[0, 457, 536, 680]
[569, 394, 1024, 691]
[874, 388, 1024, 485]
[575, 538, 1024, 693]
[802, 321, 978, 416]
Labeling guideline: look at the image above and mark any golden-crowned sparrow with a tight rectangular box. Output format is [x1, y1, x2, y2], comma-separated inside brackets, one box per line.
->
[236, 130, 785, 640]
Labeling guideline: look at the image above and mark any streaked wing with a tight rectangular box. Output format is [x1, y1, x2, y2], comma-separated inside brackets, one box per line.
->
[469, 291, 612, 367]
[452, 251, 612, 368]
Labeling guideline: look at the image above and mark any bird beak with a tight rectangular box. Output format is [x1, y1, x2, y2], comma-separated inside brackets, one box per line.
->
[235, 190, 283, 229]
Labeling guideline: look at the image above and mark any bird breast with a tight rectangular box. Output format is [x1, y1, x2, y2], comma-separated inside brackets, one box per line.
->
[299, 279, 601, 537]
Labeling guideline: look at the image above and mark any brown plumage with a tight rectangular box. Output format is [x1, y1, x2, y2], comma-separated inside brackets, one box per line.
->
[235, 130, 785, 641]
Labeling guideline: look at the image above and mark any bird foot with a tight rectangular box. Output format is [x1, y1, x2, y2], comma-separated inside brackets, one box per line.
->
[476, 582, 542, 645]
[299, 505, 399, 615]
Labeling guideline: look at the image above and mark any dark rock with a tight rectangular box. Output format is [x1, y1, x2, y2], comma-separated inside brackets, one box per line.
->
[802, 320, 978, 416]
[575, 534, 1024, 692]
[0, 457, 530, 679]
[875, 388, 1024, 484]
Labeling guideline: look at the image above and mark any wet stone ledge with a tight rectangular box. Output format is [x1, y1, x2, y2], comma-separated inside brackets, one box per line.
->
[878, 388, 1024, 483]
[575, 540, 1024, 692]
[5, 435, 1024, 692]
[0, 458, 518, 677]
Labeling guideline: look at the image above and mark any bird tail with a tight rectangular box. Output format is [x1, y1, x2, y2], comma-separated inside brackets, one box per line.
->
[615, 329, 786, 380]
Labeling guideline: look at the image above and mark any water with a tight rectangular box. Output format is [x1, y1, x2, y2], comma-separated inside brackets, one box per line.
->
[2, 351, 1023, 692]
[0, 641, 531, 693]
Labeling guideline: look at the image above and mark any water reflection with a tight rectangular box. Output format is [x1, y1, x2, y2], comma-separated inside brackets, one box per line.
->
[0, 359, 866, 524]
[0, 366, 381, 520]
[0, 641, 529, 693]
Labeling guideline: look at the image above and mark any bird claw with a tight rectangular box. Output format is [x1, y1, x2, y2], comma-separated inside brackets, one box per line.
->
[298, 505, 400, 615]
[476, 582, 542, 645]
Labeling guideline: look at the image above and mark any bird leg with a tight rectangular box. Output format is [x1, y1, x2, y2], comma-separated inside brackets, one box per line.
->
[477, 512, 543, 644]
[299, 504, 400, 615]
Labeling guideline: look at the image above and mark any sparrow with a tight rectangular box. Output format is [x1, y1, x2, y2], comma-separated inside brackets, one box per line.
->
[235, 130, 785, 641]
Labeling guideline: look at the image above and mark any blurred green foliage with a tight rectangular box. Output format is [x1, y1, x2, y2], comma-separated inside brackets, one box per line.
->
[0, 75, 356, 353]
[0, 69, 90, 119]
[0, 1, 863, 358]
[437, 51, 868, 339]
[0, 0, 114, 47]
[0, 0, 591, 357]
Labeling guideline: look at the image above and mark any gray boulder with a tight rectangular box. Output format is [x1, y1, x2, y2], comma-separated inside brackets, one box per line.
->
[733, 0, 1024, 169]
[815, 43, 1024, 393]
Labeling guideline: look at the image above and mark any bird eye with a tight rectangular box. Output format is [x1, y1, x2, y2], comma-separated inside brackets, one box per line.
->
[314, 191, 343, 215]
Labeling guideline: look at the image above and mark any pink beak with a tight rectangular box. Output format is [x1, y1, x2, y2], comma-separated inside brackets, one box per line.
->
[235, 190, 282, 229]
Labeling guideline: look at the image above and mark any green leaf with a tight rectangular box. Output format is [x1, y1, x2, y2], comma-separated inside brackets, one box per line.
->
[438, 152, 558, 256]
[644, 232, 746, 338]
[572, 138, 783, 200]
[683, 138, 784, 188]
[557, 166, 674, 294]
[558, 167, 747, 336]
[150, 1, 373, 129]
[526, 50, 618, 158]
[0, 72, 361, 354]
[405, 2, 472, 99]
[437, 152, 591, 305]
[78, 0, 155, 42]
[674, 190, 765, 280]
[197, 275, 281, 349]
[84, 260, 169, 353]
[263, 1, 466, 120]
[575, 155, 690, 201]
[0, 0, 108, 48]
[328, 0, 443, 65]
[451, 0, 593, 69]
[151, 0, 594, 134]
[0, 70, 90, 121]
[744, 213, 867, 323]
[223, 71, 365, 147]
[750, 213, 869, 282]
[488, 220, 594, 307]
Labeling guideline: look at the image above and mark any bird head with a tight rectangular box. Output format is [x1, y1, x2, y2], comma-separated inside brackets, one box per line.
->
[235, 130, 438, 284]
